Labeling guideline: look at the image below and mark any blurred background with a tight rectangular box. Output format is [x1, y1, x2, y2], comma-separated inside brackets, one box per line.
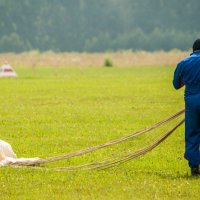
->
[0, 0, 200, 53]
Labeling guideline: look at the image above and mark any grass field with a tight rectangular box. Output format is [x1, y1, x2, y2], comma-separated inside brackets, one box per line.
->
[0, 66, 199, 199]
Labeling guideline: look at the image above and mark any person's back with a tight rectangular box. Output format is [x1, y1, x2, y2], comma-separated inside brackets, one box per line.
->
[173, 46, 200, 96]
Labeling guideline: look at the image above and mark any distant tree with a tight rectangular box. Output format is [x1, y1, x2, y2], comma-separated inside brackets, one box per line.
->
[0, 33, 30, 52]
[0, 0, 199, 52]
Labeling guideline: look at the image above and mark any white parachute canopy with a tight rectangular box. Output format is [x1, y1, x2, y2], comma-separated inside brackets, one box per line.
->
[0, 139, 40, 166]
[0, 63, 18, 77]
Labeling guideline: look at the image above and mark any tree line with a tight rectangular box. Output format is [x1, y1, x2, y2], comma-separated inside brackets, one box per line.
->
[0, 0, 199, 52]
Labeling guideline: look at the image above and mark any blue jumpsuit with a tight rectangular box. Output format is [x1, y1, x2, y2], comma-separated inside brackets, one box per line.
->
[173, 50, 200, 167]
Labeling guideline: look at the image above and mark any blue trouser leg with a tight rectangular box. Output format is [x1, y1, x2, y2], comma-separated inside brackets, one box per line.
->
[185, 95, 200, 167]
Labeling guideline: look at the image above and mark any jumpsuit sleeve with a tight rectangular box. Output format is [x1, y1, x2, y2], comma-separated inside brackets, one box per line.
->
[173, 62, 184, 90]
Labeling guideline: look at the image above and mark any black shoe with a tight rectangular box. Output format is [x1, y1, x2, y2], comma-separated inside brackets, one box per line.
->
[191, 165, 200, 176]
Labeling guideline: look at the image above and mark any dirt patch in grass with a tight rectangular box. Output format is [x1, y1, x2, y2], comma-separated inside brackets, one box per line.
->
[0, 51, 189, 68]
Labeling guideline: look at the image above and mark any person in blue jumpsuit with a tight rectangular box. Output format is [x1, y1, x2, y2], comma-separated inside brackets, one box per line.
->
[173, 38, 200, 176]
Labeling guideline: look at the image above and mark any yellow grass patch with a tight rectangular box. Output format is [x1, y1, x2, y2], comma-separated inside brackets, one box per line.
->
[0, 51, 190, 67]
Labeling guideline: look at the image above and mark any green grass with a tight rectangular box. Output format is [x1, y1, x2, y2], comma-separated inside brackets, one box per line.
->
[0, 66, 199, 199]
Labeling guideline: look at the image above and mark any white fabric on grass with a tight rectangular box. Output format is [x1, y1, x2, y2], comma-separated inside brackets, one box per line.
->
[0, 139, 40, 166]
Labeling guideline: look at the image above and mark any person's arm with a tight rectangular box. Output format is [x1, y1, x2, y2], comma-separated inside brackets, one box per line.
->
[173, 62, 184, 89]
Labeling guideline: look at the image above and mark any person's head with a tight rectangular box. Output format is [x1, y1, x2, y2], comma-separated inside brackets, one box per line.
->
[193, 38, 200, 52]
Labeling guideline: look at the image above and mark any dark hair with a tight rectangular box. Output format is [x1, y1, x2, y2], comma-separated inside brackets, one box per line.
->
[193, 38, 200, 52]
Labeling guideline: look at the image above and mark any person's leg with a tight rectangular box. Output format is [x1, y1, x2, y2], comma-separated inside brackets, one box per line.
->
[185, 96, 200, 175]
